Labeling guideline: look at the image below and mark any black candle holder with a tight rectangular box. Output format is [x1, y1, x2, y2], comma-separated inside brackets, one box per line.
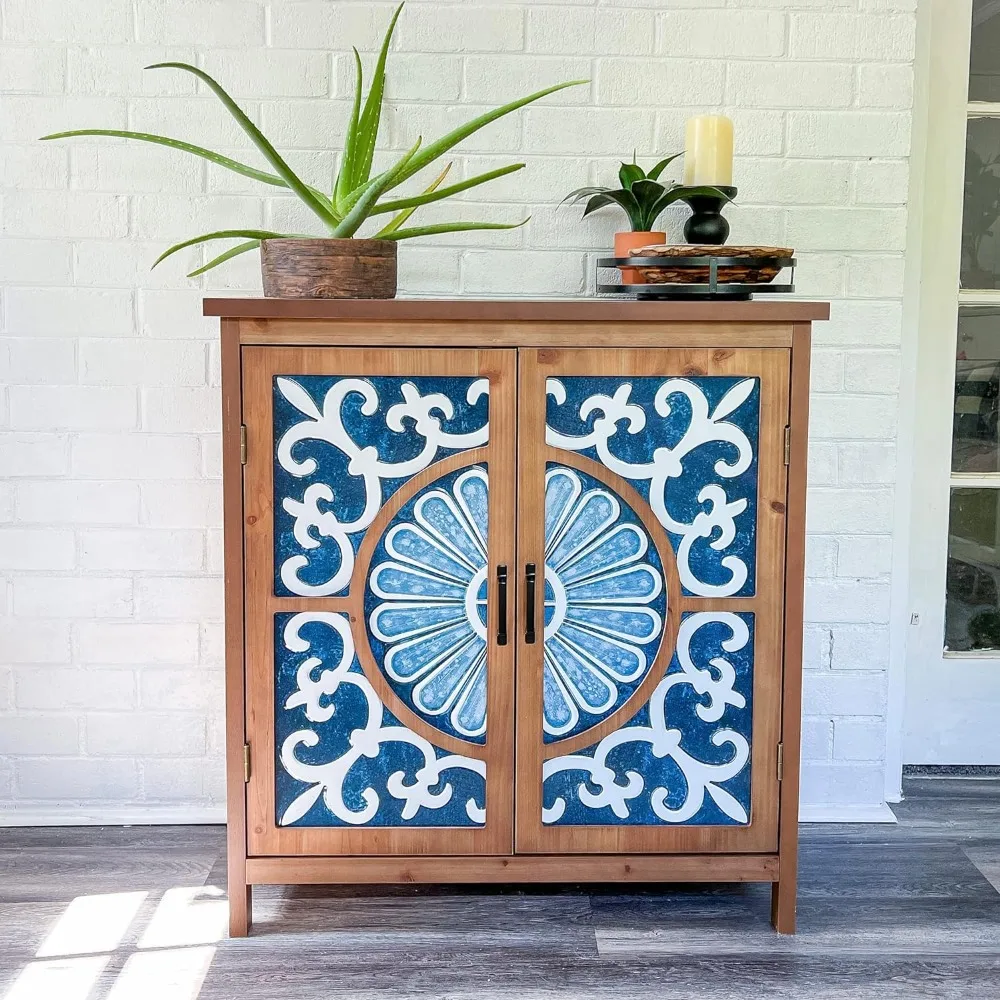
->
[680, 185, 737, 245]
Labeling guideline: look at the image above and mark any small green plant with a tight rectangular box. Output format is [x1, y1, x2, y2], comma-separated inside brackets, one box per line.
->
[563, 154, 730, 232]
[41, 2, 585, 276]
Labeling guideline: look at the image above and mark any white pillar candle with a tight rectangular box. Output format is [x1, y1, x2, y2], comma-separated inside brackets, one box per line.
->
[683, 115, 734, 187]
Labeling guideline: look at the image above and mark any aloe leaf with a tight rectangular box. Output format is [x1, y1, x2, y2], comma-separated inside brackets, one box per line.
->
[371, 162, 524, 216]
[374, 162, 451, 238]
[647, 151, 684, 182]
[381, 218, 529, 241]
[355, 1, 405, 188]
[387, 79, 588, 190]
[152, 229, 289, 268]
[331, 137, 422, 237]
[187, 239, 260, 277]
[41, 129, 286, 187]
[146, 62, 338, 228]
[619, 161, 644, 190]
[334, 48, 365, 213]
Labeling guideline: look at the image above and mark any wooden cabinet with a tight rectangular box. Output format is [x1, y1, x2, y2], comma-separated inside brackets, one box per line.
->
[210, 298, 828, 937]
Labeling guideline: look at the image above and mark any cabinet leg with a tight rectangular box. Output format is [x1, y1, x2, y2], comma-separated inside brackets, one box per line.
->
[770, 879, 796, 934]
[229, 883, 252, 937]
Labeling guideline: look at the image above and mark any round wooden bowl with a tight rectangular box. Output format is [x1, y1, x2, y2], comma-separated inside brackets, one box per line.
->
[260, 238, 397, 298]
[630, 245, 794, 285]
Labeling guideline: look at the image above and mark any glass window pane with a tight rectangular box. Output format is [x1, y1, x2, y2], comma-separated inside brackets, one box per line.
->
[962, 118, 1000, 290]
[946, 487, 1000, 651]
[970, 0, 1000, 102]
[952, 308, 1000, 472]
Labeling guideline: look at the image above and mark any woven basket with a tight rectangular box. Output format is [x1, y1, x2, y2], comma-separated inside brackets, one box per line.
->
[630, 245, 793, 285]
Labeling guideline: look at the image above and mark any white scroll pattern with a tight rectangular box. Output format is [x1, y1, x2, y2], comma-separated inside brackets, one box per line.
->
[543, 612, 751, 825]
[279, 612, 486, 827]
[276, 376, 490, 597]
[545, 377, 755, 597]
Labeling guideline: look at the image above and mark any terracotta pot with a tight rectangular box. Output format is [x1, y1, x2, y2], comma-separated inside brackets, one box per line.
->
[614, 230, 666, 285]
[260, 238, 397, 299]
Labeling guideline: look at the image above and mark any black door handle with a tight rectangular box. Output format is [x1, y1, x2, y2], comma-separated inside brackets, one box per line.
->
[525, 563, 537, 644]
[496, 565, 508, 646]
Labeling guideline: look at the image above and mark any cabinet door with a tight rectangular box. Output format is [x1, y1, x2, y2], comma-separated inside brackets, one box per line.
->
[243, 346, 516, 856]
[515, 347, 789, 854]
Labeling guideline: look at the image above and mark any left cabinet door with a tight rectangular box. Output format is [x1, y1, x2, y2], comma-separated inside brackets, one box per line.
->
[242, 346, 517, 856]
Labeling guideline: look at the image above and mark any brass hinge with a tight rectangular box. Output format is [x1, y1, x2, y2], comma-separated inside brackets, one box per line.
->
[783, 426, 791, 466]
[239, 424, 247, 465]
[776, 742, 784, 782]
[243, 742, 251, 783]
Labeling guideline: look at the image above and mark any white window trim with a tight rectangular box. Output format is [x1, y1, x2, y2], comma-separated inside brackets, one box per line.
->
[887, 0, 973, 799]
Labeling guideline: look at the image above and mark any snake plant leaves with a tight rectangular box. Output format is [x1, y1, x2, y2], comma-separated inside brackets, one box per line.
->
[618, 161, 645, 190]
[584, 190, 641, 226]
[40, 1, 586, 275]
[646, 183, 733, 229]
[564, 155, 732, 233]
[646, 151, 684, 182]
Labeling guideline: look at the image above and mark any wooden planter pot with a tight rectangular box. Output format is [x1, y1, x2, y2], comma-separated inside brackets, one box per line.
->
[260, 238, 397, 299]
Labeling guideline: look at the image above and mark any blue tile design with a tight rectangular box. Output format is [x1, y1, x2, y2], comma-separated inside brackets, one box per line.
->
[275, 611, 485, 828]
[546, 376, 759, 597]
[366, 465, 490, 745]
[542, 464, 666, 744]
[543, 612, 754, 827]
[273, 375, 489, 597]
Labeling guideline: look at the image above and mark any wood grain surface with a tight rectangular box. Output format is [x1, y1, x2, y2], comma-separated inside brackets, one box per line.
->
[771, 323, 811, 934]
[260, 238, 397, 299]
[221, 318, 251, 936]
[240, 346, 517, 859]
[204, 297, 831, 322]
[514, 346, 789, 858]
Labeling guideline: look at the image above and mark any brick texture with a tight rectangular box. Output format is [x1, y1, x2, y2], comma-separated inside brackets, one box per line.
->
[0, 0, 914, 820]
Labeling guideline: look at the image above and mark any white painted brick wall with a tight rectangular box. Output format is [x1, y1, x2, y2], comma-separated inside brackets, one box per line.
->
[0, 0, 915, 822]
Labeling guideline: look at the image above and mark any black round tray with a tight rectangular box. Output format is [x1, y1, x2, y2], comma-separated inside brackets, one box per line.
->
[596, 254, 796, 301]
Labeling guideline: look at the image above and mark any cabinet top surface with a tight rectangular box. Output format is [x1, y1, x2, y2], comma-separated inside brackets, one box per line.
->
[203, 297, 830, 323]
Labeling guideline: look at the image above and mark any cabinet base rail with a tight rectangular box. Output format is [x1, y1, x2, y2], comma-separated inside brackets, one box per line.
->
[232, 853, 795, 937]
[243, 852, 778, 884]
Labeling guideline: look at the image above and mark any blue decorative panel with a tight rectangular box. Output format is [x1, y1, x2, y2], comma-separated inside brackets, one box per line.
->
[366, 466, 489, 745]
[273, 375, 489, 597]
[543, 465, 666, 743]
[546, 376, 759, 597]
[275, 611, 486, 828]
[543, 612, 754, 826]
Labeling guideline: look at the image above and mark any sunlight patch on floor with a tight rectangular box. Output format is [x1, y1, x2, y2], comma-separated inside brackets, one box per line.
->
[3, 886, 229, 1000]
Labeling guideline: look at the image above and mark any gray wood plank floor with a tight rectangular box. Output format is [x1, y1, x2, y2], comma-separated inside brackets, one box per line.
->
[0, 776, 998, 999]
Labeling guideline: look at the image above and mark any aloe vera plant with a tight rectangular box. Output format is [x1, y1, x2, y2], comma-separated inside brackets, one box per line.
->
[564, 153, 731, 232]
[41, 2, 585, 276]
